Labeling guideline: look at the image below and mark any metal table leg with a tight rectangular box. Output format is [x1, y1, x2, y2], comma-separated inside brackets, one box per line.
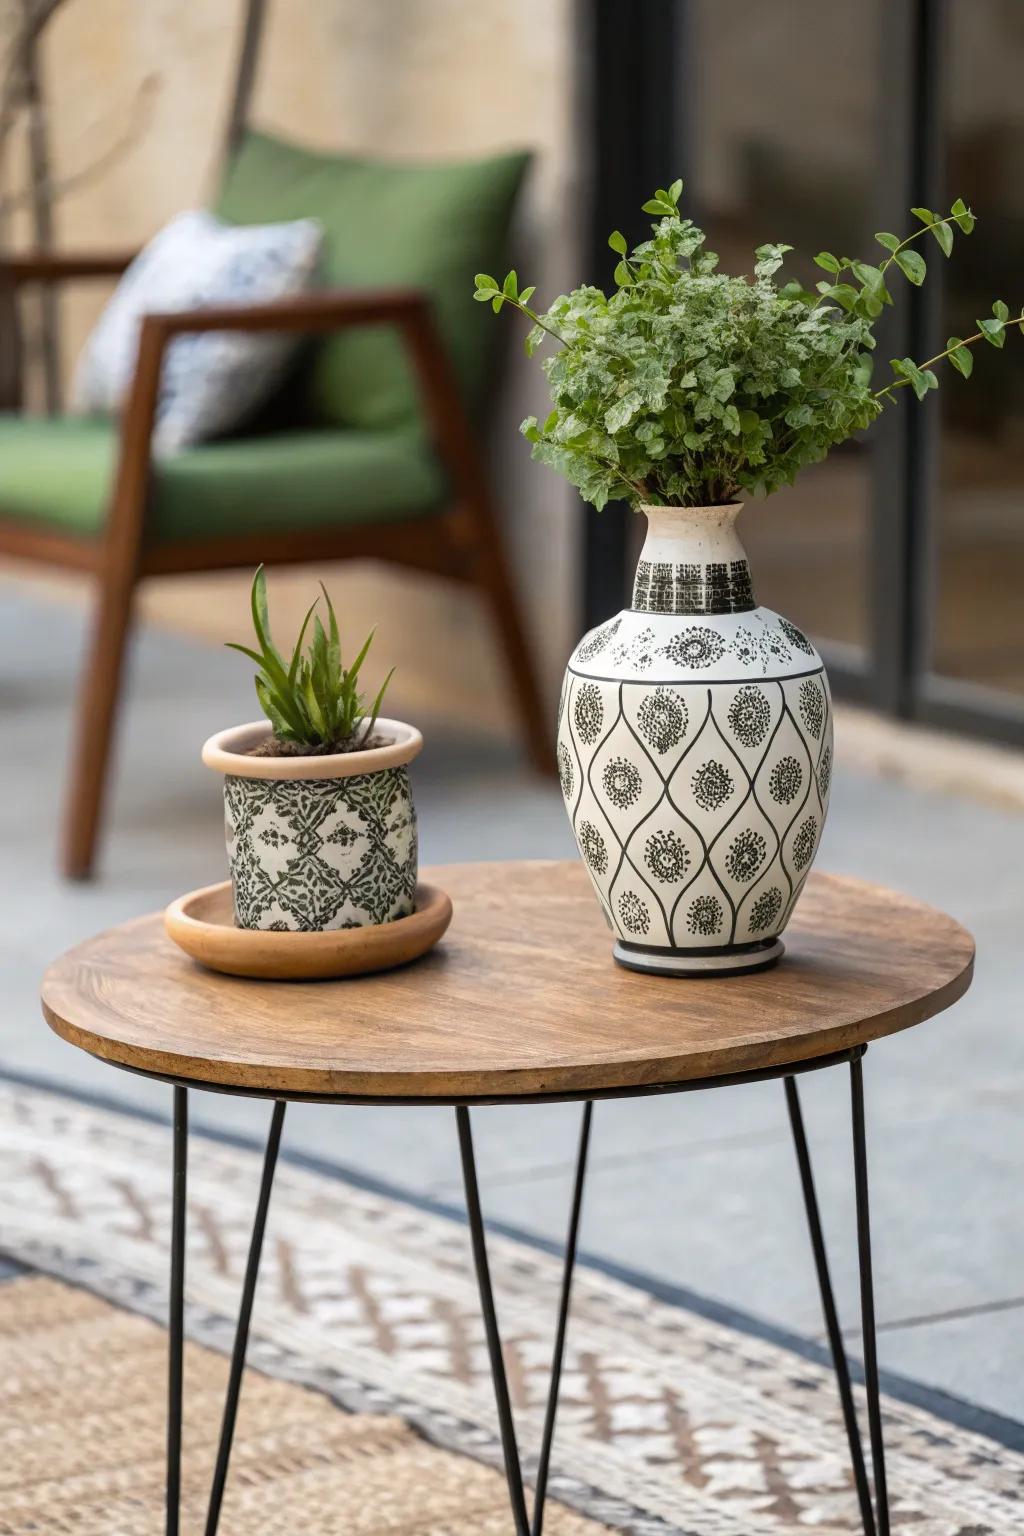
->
[456, 1101, 592, 1536]
[786, 1051, 890, 1536]
[166, 1086, 188, 1536]
[164, 1092, 286, 1536]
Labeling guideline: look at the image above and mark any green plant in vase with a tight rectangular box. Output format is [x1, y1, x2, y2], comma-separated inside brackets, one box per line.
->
[475, 180, 1017, 509]
[471, 181, 1020, 976]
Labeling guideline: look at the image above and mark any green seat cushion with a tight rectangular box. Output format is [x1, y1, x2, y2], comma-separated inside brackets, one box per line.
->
[215, 131, 529, 432]
[0, 416, 446, 540]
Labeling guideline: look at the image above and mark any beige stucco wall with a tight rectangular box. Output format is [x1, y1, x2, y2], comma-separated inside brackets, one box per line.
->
[23, 0, 579, 736]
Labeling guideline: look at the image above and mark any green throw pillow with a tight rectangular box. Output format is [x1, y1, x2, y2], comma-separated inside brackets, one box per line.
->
[215, 130, 530, 431]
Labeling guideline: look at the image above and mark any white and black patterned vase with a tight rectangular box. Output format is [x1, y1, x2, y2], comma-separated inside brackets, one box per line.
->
[557, 503, 832, 976]
[202, 719, 421, 932]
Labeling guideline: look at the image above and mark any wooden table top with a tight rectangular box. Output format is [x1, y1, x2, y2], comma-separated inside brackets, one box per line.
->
[41, 861, 974, 1103]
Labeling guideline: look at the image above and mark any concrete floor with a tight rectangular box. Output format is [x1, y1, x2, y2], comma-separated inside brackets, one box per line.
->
[2, 580, 1023, 1421]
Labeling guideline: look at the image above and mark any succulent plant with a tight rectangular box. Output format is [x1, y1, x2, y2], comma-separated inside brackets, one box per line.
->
[227, 566, 393, 753]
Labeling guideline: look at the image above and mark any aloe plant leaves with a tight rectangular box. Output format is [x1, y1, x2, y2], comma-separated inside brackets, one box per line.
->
[228, 568, 394, 751]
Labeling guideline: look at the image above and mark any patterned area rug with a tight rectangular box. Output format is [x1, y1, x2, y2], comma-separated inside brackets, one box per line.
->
[0, 1274, 599, 1535]
[2, 1078, 1022, 1535]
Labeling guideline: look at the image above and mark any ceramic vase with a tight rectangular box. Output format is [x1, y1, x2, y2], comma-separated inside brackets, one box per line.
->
[202, 718, 420, 932]
[557, 503, 832, 976]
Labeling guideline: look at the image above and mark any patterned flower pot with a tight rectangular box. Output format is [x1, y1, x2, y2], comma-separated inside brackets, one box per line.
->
[201, 719, 421, 932]
[557, 504, 832, 976]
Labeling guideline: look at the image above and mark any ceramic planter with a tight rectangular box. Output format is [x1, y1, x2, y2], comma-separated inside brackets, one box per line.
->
[557, 503, 832, 976]
[201, 718, 421, 932]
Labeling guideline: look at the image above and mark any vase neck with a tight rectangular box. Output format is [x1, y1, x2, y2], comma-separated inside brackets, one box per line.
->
[632, 503, 756, 616]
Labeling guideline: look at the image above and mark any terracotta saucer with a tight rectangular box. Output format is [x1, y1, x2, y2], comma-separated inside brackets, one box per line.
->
[164, 881, 452, 981]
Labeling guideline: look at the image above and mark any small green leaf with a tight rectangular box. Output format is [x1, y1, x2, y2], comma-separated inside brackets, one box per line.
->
[814, 251, 841, 273]
[911, 206, 936, 227]
[951, 197, 975, 233]
[894, 248, 926, 285]
[946, 338, 973, 378]
[491, 294, 504, 313]
[473, 273, 498, 292]
[874, 232, 900, 252]
[817, 281, 859, 312]
[519, 285, 536, 306]
[668, 177, 684, 204]
[722, 403, 741, 435]
[608, 230, 628, 256]
[993, 299, 1009, 322]
[978, 317, 1006, 348]
[613, 260, 634, 287]
[856, 291, 884, 319]
[709, 367, 735, 402]
[502, 270, 518, 299]
[930, 221, 954, 256]
[288, 600, 319, 686]
[543, 409, 559, 433]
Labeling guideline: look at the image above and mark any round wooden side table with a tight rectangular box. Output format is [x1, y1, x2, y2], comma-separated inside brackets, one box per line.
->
[41, 861, 974, 1536]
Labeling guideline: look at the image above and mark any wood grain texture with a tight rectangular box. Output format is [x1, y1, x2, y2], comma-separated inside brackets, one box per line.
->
[164, 881, 452, 981]
[41, 861, 974, 1102]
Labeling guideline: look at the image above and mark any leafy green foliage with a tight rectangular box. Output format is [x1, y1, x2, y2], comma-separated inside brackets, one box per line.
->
[474, 185, 1021, 508]
[227, 567, 394, 752]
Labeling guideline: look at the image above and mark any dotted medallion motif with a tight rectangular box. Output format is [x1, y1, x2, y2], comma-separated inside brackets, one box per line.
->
[661, 626, 726, 670]
[602, 757, 643, 810]
[799, 679, 825, 738]
[768, 756, 803, 805]
[578, 820, 609, 876]
[637, 688, 688, 755]
[618, 890, 651, 936]
[574, 683, 604, 745]
[749, 886, 783, 933]
[692, 760, 734, 812]
[687, 894, 724, 936]
[644, 829, 691, 883]
[225, 767, 417, 931]
[727, 686, 771, 748]
[725, 828, 767, 884]
[557, 743, 574, 802]
[561, 610, 832, 956]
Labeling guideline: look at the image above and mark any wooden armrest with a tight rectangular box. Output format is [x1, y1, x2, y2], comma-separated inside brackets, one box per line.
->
[140, 287, 431, 339]
[0, 251, 137, 284]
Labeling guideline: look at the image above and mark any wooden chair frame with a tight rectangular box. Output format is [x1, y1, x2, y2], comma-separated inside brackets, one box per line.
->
[0, 255, 551, 878]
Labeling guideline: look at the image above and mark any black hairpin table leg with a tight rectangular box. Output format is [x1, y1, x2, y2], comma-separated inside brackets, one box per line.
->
[456, 1102, 593, 1536]
[166, 1085, 188, 1536]
[164, 1093, 286, 1536]
[785, 1050, 890, 1536]
[205, 1100, 287, 1536]
[851, 1054, 890, 1536]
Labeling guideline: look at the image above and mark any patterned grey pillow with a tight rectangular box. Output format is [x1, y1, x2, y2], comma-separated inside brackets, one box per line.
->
[72, 209, 322, 453]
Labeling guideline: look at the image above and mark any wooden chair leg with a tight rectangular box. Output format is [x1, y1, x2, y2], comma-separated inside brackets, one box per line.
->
[61, 569, 136, 879]
[472, 530, 554, 777]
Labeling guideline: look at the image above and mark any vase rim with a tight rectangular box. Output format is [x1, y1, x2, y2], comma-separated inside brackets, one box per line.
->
[201, 718, 423, 780]
[638, 500, 744, 515]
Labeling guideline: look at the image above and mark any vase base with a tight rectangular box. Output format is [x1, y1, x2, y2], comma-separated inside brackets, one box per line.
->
[613, 936, 784, 978]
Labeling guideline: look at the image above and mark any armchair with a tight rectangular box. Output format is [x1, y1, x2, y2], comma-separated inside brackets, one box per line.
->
[0, 261, 549, 877]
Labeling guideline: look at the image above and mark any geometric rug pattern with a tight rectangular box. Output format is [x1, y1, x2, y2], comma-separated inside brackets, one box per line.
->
[2, 1081, 1022, 1535]
[0, 1274, 600, 1535]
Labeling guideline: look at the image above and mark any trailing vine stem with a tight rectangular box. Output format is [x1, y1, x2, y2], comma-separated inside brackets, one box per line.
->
[876, 314, 1024, 402]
